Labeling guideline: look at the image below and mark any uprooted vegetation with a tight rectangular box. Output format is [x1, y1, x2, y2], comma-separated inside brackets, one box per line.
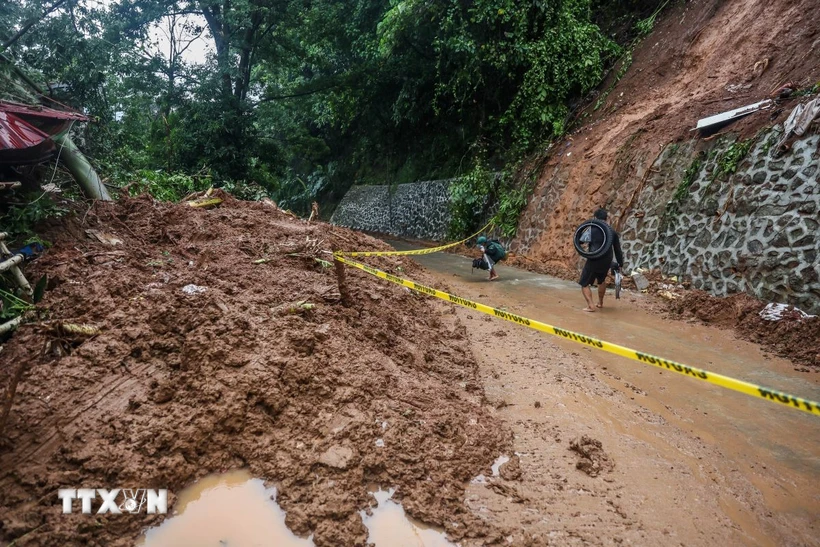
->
[0, 194, 509, 546]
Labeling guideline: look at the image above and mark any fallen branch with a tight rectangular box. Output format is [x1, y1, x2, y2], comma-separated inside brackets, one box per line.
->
[271, 301, 316, 316]
[187, 197, 222, 209]
[47, 322, 101, 337]
[0, 316, 23, 336]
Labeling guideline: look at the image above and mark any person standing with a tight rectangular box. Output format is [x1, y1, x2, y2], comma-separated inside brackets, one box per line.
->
[579, 209, 623, 312]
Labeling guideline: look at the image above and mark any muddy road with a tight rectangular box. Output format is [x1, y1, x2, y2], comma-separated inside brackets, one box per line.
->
[0, 199, 817, 547]
[390, 240, 820, 546]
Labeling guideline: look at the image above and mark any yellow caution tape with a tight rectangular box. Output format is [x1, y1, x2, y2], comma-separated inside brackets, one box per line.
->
[333, 254, 820, 416]
[335, 220, 494, 257]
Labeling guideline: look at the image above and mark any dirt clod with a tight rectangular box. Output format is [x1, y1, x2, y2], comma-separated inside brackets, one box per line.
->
[499, 454, 522, 481]
[569, 435, 614, 477]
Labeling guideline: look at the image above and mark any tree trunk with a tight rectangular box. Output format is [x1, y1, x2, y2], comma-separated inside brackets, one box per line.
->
[201, 2, 233, 98]
[52, 133, 111, 201]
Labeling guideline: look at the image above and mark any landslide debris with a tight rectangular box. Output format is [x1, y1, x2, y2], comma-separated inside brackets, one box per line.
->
[0, 194, 509, 546]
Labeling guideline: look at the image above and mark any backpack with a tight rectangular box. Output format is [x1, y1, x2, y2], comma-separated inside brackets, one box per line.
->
[486, 240, 506, 262]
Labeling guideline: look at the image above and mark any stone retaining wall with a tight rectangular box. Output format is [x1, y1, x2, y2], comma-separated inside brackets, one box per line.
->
[330, 180, 453, 240]
[620, 128, 819, 313]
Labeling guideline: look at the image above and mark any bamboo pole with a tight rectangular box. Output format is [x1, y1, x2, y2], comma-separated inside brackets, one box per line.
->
[0, 316, 22, 336]
[52, 133, 111, 201]
[0, 240, 32, 297]
[0, 254, 23, 272]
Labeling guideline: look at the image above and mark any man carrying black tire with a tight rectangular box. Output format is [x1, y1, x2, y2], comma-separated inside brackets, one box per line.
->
[579, 209, 623, 312]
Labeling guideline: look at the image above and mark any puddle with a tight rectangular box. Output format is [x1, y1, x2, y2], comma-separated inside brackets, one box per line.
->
[140, 469, 313, 547]
[491, 455, 510, 476]
[361, 488, 456, 547]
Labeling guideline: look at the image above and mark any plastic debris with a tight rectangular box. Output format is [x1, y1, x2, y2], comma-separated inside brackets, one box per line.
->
[759, 303, 816, 322]
[182, 284, 207, 295]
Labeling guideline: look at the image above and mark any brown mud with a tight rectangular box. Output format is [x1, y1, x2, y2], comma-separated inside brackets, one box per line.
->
[403, 249, 819, 546]
[2, 208, 819, 545]
[0, 195, 509, 546]
[670, 291, 820, 368]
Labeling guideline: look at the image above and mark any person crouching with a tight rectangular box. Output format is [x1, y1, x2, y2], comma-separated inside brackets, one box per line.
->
[474, 236, 506, 281]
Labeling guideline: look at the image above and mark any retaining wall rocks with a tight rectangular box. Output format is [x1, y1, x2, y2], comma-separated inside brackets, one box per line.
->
[620, 128, 819, 314]
[330, 180, 453, 240]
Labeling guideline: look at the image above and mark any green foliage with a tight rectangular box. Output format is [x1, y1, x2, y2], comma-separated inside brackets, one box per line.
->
[448, 155, 535, 240]
[793, 81, 819, 97]
[494, 182, 530, 240]
[124, 170, 211, 202]
[633, 0, 670, 39]
[448, 158, 495, 238]
[633, 14, 656, 38]
[1, 195, 68, 240]
[219, 180, 271, 202]
[0, 286, 34, 321]
[713, 138, 754, 180]
[661, 152, 704, 231]
[673, 154, 704, 202]
[2, 0, 661, 233]
[760, 132, 778, 155]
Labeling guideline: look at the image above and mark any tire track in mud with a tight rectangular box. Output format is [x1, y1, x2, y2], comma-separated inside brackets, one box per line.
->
[6, 361, 157, 467]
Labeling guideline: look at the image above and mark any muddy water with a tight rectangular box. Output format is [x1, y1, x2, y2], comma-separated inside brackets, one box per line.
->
[140, 470, 312, 547]
[140, 470, 453, 546]
[389, 241, 820, 534]
[360, 488, 454, 547]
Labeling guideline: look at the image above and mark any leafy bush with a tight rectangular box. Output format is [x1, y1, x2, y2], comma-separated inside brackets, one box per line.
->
[448, 156, 534, 240]
[123, 170, 211, 201]
[0, 285, 34, 322]
[495, 181, 530, 239]
[1, 194, 68, 240]
[713, 138, 754, 180]
[448, 158, 495, 238]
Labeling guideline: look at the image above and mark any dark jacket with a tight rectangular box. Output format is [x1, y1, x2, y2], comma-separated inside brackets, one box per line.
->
[588, 226, 623, 268]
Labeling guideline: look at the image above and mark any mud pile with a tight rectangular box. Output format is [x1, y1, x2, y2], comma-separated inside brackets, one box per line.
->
[0, 195, 508, 546]
[669, 291, 820, 368]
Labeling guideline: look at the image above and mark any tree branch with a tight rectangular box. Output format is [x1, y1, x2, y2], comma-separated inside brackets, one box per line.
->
[2, 0, 72, 52]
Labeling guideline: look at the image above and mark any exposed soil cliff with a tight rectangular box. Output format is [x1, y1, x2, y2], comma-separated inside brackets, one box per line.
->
[513, 0, 819, 271]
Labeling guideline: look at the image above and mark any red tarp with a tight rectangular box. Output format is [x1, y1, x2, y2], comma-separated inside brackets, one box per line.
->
[0, 100, 88, 165]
